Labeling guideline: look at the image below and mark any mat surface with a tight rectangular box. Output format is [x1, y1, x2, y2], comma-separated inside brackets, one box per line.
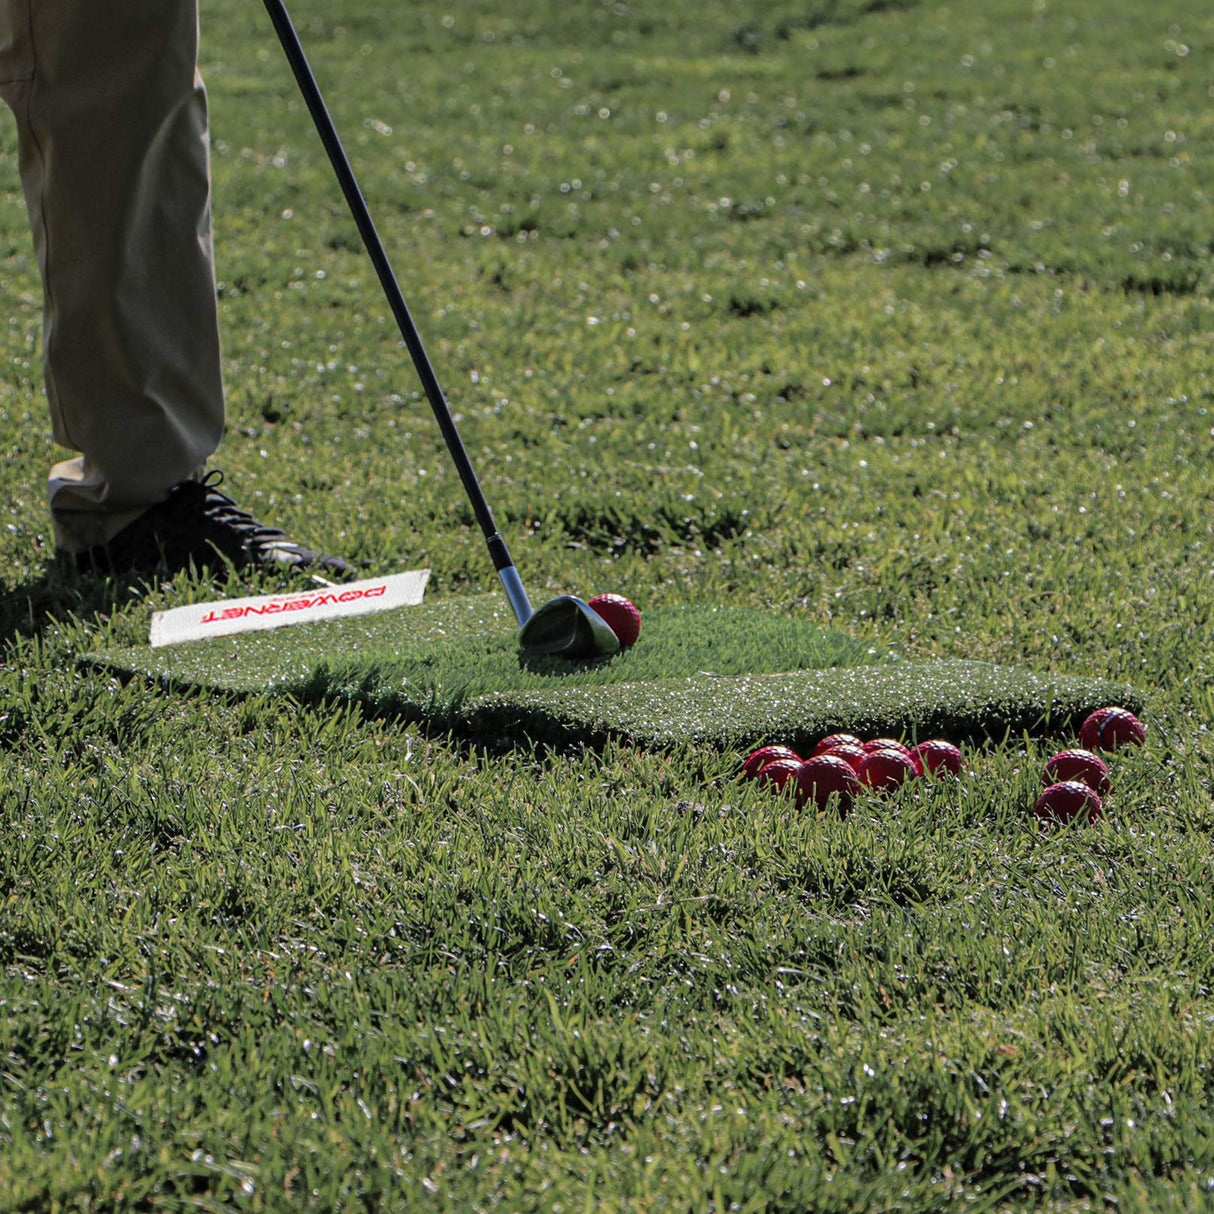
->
[90, 595, 1142, 750]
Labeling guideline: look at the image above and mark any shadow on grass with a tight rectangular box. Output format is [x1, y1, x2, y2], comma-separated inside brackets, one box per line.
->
[0, 563, 157, 645]
[516, 649, 620, 679]
[0, 559, 321, 648]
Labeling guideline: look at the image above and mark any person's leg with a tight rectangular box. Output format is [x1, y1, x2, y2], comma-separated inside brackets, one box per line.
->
[0, 0, 353, 578]
[0, 0, 223, 553]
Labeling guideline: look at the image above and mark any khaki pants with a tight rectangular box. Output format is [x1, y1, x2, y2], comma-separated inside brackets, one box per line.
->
[0, 0, 224, 551]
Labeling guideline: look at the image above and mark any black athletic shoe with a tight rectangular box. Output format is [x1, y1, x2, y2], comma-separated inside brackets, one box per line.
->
[73, 471, 356, 580]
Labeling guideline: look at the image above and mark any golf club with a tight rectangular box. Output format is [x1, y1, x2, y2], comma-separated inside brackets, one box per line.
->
[261, 0, 619, 660]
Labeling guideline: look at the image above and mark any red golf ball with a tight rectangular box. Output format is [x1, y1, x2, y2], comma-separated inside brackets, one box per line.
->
[1034, 780, 1102, 825]
[757, 757, 803, 798]
[863, 737, 913, 758]
[911, 739, 964, 777]
[741, 744, 802, 779]
[811, 733, 863, 757]
[1079, 706, 1145, 751]
[1078, 707, 1116, 749]
[795, 755, 861, 816]
[858, 748, 918, 791]
[587, 593, 641, 648]
[1043, 748, 1111, 796]
[821, 741, 867, 772]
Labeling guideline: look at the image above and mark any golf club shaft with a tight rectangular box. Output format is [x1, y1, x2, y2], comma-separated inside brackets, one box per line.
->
[262, 0, 533, 626]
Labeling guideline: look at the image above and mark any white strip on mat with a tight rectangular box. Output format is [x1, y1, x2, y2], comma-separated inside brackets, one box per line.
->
[149, 569, 430, 648]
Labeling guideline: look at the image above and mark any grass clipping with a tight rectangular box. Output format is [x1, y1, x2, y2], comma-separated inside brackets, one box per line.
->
[92, 595, 1141, 750]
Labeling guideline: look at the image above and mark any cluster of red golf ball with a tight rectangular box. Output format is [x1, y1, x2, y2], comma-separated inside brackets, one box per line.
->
[740, 733, 964, 816]
[1033, 705, 1146, 825]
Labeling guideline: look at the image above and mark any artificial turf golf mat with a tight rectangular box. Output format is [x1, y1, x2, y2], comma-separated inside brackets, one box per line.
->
[92, 595, 1141, 749]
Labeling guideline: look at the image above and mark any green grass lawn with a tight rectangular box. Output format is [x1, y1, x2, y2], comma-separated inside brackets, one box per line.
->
[2, 0, 1214, 1208]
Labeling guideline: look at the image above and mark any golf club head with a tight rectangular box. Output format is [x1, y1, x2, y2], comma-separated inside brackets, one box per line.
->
[519, 595, 621, 659]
